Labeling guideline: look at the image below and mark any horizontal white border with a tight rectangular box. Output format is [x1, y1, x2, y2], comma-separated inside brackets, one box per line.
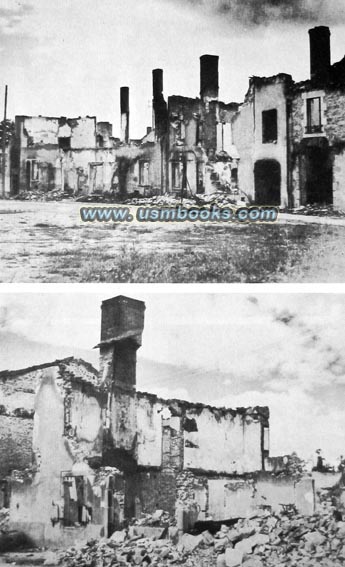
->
[0, 283, 345, 294]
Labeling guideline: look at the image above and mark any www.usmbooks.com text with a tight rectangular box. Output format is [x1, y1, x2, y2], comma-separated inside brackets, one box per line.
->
[80, 206, 278, 223]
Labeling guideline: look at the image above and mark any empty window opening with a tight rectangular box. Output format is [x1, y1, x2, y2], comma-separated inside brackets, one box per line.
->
[139, 161, 149, 185]
[58, 137, 71, 151]
[172, 162, 182, 189]
[26, 159, 39, 189]
[306, 97, 322, 134]
[262, 109, 278, 144]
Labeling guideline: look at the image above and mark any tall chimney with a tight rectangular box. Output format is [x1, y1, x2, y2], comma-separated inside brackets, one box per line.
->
[97, 295, 145, 390]
[309, 26, 331, 83]
[200, 55, 219, 102]
[152, 68, 167, 138]
[120, 86, 129, 143]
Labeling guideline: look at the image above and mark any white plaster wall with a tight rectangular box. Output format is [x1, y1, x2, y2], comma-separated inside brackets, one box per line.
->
[232, 102, 255, 201]
[183, 409, 262, 474]
[11, 367, 73, 527]
[136, 397, 162, 467]
[253, 81, 289, 207]
[71, 117, 96, 148]
[70, 391, 102, 443]
[23, 117, 59, 145]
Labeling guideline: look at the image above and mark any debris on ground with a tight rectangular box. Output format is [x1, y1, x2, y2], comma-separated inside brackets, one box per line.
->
[11, 189, 74, 202]
[283, 204, 345, 218]
[124, 192, 246, 209]
[58, 499, 345, 567]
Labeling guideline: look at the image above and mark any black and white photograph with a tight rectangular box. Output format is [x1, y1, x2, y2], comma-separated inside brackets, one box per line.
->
[1, 1, 345, 281]
[2, 0, 345, 565]
[1, 290, 345, 566]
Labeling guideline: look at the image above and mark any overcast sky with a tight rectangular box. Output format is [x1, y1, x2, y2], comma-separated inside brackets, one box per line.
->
[1, 290, 345, 466]
[1, 0, 345, 137]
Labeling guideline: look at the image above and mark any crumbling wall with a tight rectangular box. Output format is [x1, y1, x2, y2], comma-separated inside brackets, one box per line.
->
[12, 115, 117, 194]
[134, 394, 267, 475]
[183, 406, 263, 474]
[109, 390, 137, 453]
[289, 85, 345, 208]
[125, 471, 177, 518]
[0, 415, 34, 478]
[253, 76, 291, 207]
[70, 117, 96, 149]
[232, 97, 255, 202]
[136, 396, 162, 467]
[9, 364, 108, 547]
[0, 366, 42, 478]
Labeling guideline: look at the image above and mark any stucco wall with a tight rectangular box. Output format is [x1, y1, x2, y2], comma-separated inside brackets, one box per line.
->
[183, 407, 263, 474]
[232, 100, 255, 201]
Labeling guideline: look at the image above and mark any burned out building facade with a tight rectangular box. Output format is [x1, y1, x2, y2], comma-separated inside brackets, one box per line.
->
[9, 88, 143, 198]
[0, 294, 306, 548]
[138, 25, 345, 208]
[7, 26, 345, 207]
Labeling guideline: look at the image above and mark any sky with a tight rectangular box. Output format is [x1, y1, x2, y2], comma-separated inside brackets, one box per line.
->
[1, 0, 345, 137]
[1, 289, 345, 466]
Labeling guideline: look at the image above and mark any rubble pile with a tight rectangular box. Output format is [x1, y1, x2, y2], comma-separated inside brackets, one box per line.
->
[59, 503, 345, 567]
[285, 204, 345, 218]
[0, 508, 9, 532]
[124, 192, 245, 209]
[129, 509, 176, 528]
[212, 503, 345, 567]
[59, 527, 214, 567]
[12, 189, 73, 202]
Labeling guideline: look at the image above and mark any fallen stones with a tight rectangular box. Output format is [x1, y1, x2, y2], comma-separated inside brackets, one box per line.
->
[180, 533, 203, 553]
[224, 547, 243, 567]
[59, 499, 345, 567]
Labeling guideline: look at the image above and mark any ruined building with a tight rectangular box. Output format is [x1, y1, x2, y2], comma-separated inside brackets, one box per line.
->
[7, 26, 345, 207]
[0, 295, 318, 548]
[9, 87, 143, 197]
[142, 25, 345, 208]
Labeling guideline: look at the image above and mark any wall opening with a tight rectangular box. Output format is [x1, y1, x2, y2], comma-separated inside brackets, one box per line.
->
[304, 145, 332, 204]
[306, 97, 322, 134]
[58, 137, 71, 151]
[254, 159, 281, 205]
[262, 109, 278, 144]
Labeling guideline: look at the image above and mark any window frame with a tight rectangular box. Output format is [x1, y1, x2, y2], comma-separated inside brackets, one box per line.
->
[306, 96, 322, 134]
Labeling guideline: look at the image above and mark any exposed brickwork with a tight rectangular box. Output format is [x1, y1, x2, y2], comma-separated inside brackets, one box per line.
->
[126, 471, 177, 517]
[0, 416, 34, 477]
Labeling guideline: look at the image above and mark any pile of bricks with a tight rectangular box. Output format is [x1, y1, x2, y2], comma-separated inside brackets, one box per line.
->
[213, 503, 345, 567]
[59, 500, 345, 567]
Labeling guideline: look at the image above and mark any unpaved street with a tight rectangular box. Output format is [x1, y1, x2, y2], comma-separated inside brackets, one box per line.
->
[1, 200, 345, 283]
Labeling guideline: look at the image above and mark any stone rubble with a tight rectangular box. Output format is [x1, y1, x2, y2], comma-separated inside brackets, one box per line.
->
[124, 192, 245, 209]
[58, 500, 345, 567]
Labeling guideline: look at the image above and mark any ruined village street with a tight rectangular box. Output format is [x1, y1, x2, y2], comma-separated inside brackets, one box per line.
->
[2, 200, 345, 283]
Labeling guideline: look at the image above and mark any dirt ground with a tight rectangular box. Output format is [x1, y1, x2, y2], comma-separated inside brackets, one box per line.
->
[1, 200, 345, 283]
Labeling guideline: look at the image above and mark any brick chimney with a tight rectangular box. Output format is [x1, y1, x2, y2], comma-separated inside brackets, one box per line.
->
[200, 55, 219, 102]
[152, 68, 167, 138]
[97, 295, 145, 390]
[120, 86, 129, 143]
[309, 26, 331, 83]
